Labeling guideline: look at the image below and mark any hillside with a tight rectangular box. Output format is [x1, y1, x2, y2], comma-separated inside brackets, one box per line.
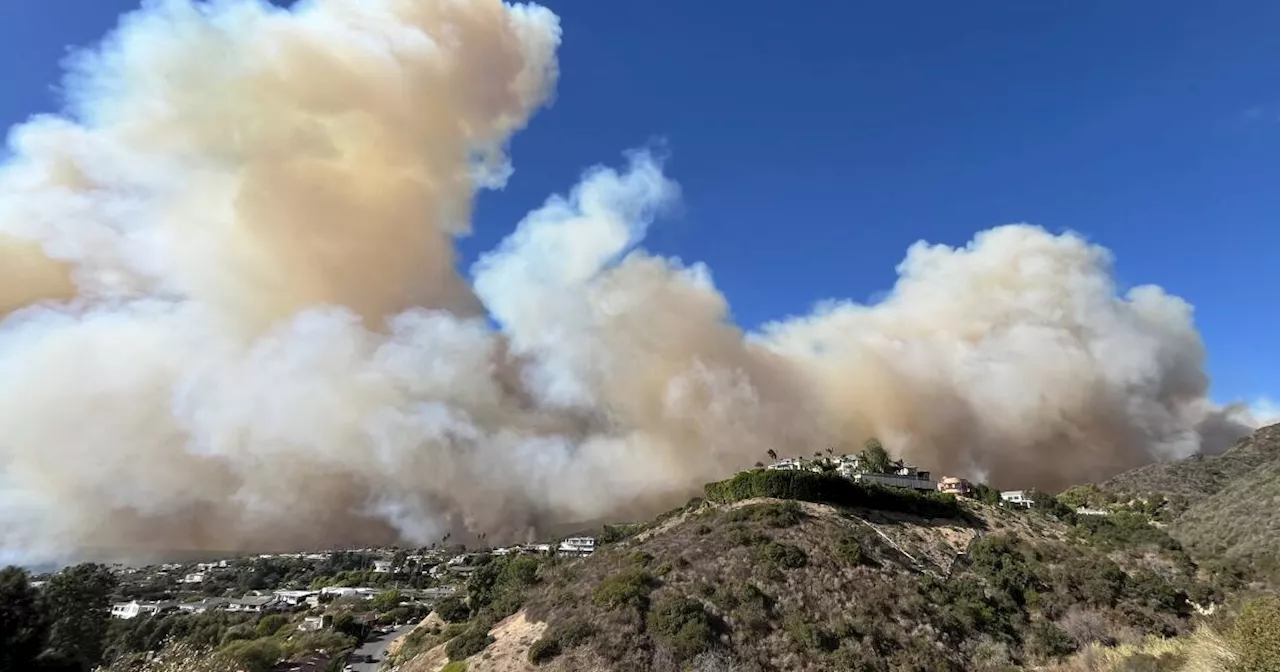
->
[1089, 423, 1280, 584]
[391, 472, 1224, 672]
[1102, 423, 1280, 503]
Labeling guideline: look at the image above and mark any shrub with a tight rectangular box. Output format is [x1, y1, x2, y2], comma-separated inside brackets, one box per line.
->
[549, 618, 595, 647]
[647, 596, 716, 660]
[703, 470, 959, 518]
[435, 596, 470, 623]
[527, 637, 561, 664]
[723, 501, 805, 528]
[1232, 595, 1280, 672]
[441, 662, 467, 672]
[758, 541, 807, 569]
[834, 533, 865, 565]
[445, 628, 494, 661]
[214, 638, 282, 672]
[592, 568, 654, 611]
[725, 525, 769, 547]
[1025, 620, 1076, 661]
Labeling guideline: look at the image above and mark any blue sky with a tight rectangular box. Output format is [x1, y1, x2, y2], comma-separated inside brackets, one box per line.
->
[1, 0, 1276, 405]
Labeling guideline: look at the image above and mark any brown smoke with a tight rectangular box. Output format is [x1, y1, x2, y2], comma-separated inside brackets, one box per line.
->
[0, 0, 1267, 564]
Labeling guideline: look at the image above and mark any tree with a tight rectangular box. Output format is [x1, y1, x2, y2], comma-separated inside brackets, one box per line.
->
[372, 589, 402, 613]
[40, 563, 117, 670]
[860, 438, 891, 474]
[753, 461, 764, 468]
[0, 566, 48, 671]
[766, 449, 777, 462]
[391, 550, 409, 572]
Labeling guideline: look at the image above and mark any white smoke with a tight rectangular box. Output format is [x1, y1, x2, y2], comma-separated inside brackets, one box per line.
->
[0, 0, 1265, 563]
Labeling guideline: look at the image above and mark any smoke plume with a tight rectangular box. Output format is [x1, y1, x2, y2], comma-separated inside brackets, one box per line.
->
[0, 0, 1265, 562]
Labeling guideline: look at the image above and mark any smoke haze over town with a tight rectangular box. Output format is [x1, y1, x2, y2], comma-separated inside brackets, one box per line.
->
[0, 0, 1273, 565]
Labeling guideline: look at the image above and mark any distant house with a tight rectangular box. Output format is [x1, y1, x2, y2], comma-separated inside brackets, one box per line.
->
[937, 477, 972, 496]
[765, 458, 809, 472]
[372, 560, 393, 573]
[180, 572, 205, 584]
[178, 597, 227, 614]
[1074, 506, 1109, 517]
[1000, 490, 1035, 508]
[273, 590, 319, 607]
[853, 472, 938, 492]
[413, 586, 458, 601]
[110, 600, 178, 619]
[227, 595, 279, 613]
[298, 615, 326, 632]
[557, 537, 596, 556]
[320, 586, 378, 600]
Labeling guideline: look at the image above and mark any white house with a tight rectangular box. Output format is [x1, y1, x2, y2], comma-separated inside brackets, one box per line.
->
[372, 560, 393, 573]
[273, 590, 319, 607]
[180, 573, 205, 584]
[765, 458, 806, 472]
[320, 586, 378, 600]
[298, 616, 326, 632]
[110, 600, 176, 619]
[1075, 506, 1109, 517]
[1001, 490, 1035, 507]
[557, 537, 596, 556]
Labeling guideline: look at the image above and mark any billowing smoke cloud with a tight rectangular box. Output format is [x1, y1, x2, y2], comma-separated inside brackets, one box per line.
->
[0, 0, 1265, 563]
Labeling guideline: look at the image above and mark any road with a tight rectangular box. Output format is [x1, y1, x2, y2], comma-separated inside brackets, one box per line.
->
[346, 623, 419, 672]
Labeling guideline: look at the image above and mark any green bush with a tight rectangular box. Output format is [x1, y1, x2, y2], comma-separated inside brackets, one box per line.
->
[1026, 621, 1076, 661]
[435, 596, 470, 623]
[757, 541, 807, 569]
[548, 618, 595, 647]
[592, 568, 654, 611]
[703, 470, 959, 518]
[527, 637, 561, 664]
[1232, 595, 1280, 672]
[834, 533, 865, 565]
[445, 627, 494, 661]
[214, 638, 282, 672]
[646, 596, 716, 660]
[782, 614, 838, 653]
[723, 501, 805, 527]
[441, 662, 467, 672]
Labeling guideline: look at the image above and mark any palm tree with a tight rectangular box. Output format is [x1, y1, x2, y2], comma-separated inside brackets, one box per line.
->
[767, 449, 778, 462]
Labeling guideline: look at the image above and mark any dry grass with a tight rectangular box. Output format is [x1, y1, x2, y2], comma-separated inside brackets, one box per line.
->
[1042, 626, 1238, 672]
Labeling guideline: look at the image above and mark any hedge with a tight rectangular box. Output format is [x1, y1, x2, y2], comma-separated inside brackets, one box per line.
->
[703, 469, 959, 518]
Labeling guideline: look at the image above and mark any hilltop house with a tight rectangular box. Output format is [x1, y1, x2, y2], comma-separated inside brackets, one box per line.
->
[937, 477, 972, 496]
[180, 572, 205, 584]
[372, 560, 393, 573]
[763, 453, 937, 491]
[1001, 490, 1035, 508]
